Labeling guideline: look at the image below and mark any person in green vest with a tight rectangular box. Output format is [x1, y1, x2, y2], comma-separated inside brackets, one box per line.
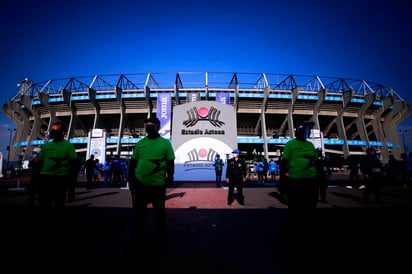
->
[36, 122, 81, 210]
[280, 121, 320, 272]
[128, 116, 175, 246]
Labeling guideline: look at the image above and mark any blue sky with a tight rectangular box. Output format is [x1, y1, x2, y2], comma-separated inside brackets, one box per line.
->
[1, 0, 411, 158]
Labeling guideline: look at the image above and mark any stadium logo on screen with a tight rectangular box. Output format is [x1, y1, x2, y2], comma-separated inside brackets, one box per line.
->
[183, 147, 219, 171]
[183, 106, 225, 127]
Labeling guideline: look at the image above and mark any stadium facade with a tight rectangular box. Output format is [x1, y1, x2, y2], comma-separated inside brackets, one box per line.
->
[3, 72, 411, 167]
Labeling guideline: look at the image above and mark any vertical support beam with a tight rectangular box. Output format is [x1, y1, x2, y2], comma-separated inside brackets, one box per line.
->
[338, 90, 353, 158]
[336, 116, 349, 157]
[372, 96, 393, 163]
[145, 85, 153, 117]
[287, 87, 299, 138]
[312, 88, 326, 130]
[8, 101, 27, 162]
[20, 95, 44, 160]
[355, 93, 376, 148]
[261, 86, 269, 159]
[88, 87, 100, 129]
[382, 100, 406, 159]
[63, 88, 76, 139]
[174, 83, 180, 105]
[115, 86, 125, 156]
[233, 84, 239, 111]
[2, 103, 20, 158]
[38, 91, 58, 133]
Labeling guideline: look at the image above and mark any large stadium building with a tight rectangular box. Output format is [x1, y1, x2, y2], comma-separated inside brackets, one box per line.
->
[3, 72, 411, 166]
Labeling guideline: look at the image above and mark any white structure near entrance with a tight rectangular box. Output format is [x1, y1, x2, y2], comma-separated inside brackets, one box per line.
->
[171, 101, 237, 181]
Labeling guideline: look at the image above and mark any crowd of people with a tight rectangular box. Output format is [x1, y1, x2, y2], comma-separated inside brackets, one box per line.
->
[23, 119, 412, 249]
[83, 154, 129, 189]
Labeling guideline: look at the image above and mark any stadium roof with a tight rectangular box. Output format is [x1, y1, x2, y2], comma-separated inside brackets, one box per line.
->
[11, 72, 405, 102]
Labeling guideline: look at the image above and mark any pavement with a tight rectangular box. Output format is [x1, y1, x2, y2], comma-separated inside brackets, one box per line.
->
[1, 173, 411, 274]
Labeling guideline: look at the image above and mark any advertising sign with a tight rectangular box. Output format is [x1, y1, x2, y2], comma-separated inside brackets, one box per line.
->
[87, 129, 107, 164]
[157, 92, 172, 139]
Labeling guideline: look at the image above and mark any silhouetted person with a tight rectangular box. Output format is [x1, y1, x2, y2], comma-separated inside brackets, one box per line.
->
[28, 152, 41, 207]
[128, 116, 175, 246]
[348, 156, 361, 188]
[280, 122, 320, 272]
[399, 152, 411, 187]
[316, 149, 330, 203]
[360, 147, 383, 204]
[36, 122, 80, 214]
[268, 159, 278, 182]
[213, 154, 224, 187]
[254, 158, 264, 184]
[110, 156, 122, 185]
[384, 154, 399, 185]
[263, 158, 269, 182]
[85, 154, 97, 190]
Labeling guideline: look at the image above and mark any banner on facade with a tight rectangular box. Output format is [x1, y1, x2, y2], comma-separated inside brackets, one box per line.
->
[186, 92, 200, 103]
[216, 92, 230, 104]
[157, 92, 172, 139]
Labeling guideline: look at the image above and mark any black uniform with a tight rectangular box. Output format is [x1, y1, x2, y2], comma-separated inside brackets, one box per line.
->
[225, 156, 247, 205]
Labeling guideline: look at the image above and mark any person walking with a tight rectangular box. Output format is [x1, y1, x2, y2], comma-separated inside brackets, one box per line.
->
[102, 157, 112, 187]
[225, 148, 247, 205]
[268, 159, 278, 182]
[93, 158, 101, 183]
[128, 116, 175, 246]
[85, 154, 97, 190]
[254, 158, 264, 184]
[360, 147, 384, 204]
[213, 154, 224, 187]
[110, 156, 122, 185]
[262, 158, 269, 183]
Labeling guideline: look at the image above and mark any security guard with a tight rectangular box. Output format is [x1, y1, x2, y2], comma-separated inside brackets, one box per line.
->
[225, 149, 247, 205]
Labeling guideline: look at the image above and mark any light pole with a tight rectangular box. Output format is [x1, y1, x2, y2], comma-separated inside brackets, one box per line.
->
[6, 128, 16, 170]
[399, 129, 408, 153]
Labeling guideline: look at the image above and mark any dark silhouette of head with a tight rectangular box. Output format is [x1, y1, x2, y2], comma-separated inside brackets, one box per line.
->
[144, 116, 161, 139]
[49, 122, 67, 141]
[295, 121, 314, 141]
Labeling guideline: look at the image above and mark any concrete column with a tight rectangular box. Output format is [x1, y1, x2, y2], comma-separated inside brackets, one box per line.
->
[88, 87, 100, 129]
[287, 87, 299, 138]
[38, 92, 57, 132]
[144, 85, 153, 116]
[382, 100, 408, 159]
[312, 88, 326, 130]
[261, 86, 269, 159]
[354, 93, 376, 146]
[20, 95, 43, 160]
[371, 97, 393, 162]
[115, 86, 125, 156]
